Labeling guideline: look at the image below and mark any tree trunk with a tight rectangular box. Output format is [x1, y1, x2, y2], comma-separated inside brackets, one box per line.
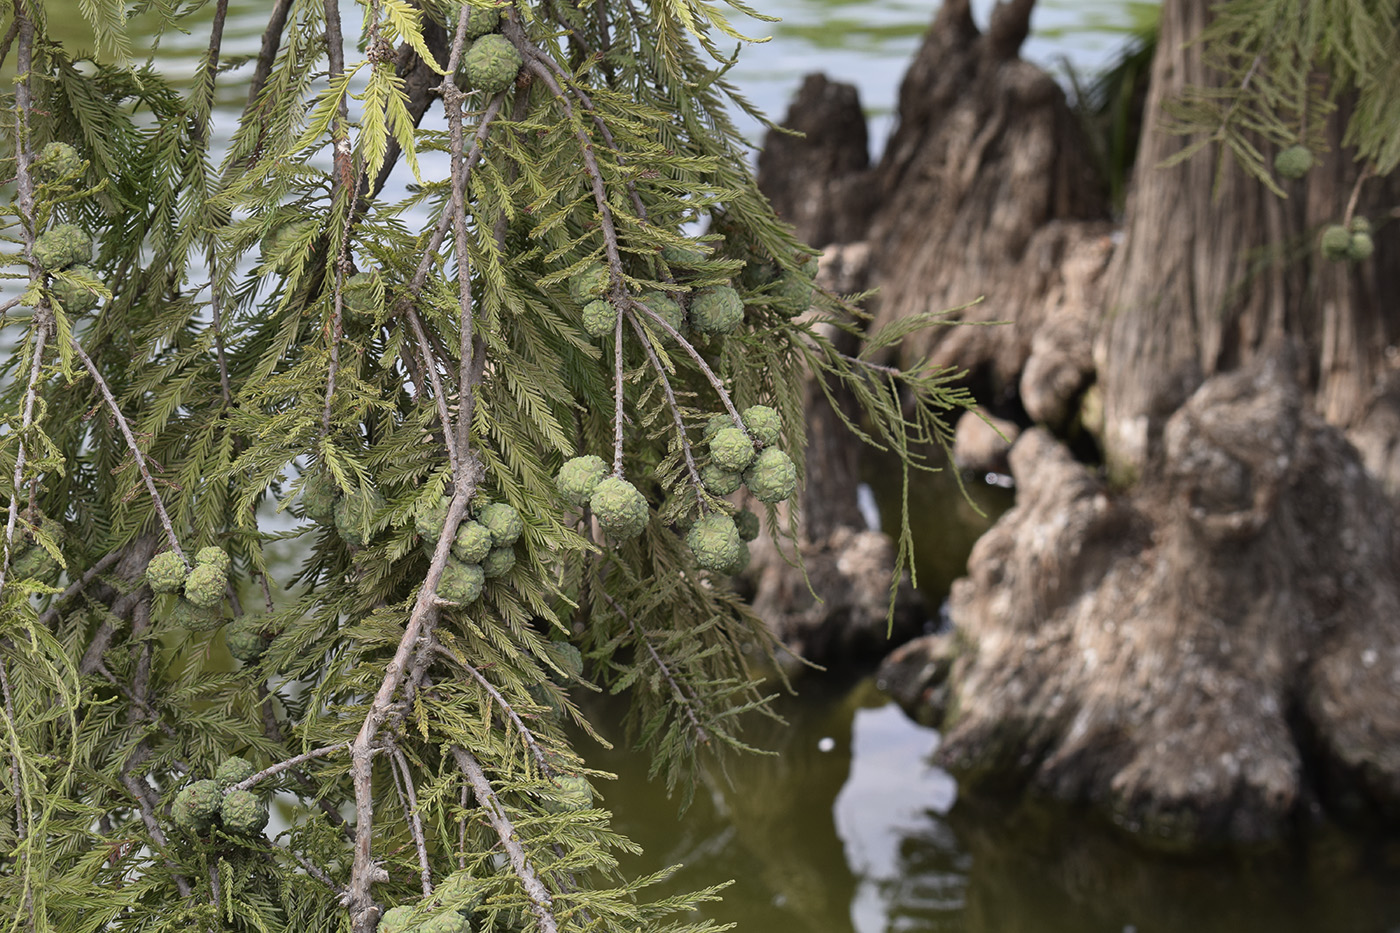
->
[866, 0, 1109, 405]
[1098, 0, 1400, 482]
[880, 0, 1400, 847]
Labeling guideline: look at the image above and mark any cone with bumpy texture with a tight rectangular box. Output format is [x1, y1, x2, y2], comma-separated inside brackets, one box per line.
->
[35, 141, 81, 180]
[703, 413, 731, 441]
[458, 2, 500, 39]
[545, 774, 594, 813]
[421, 913, 473, 933]
[552, 640, 583, 680]
[639, 291, 684, 337]
[590, 477, 648, 539]
[701, 463, 742, 495]
[662, 244, 706, 266]
[452, 520, 493, 563]
[52, 265, 100, 313]
[343, 271, 381, 317]
[581, 299, 616, 338]
[34, 224, 92, 271]
[741, 405, 781, 447]
[184, 563, 226, 610]
[173, 779, 223, 833]
[463, 35, 522, 94]
[147, 551, 187, 594]
[569, 261, 610, 303]
[709, 427, 755, 472]
[1273, 145, 1313, 179]
[686, 514, 742, 572]
[301, 470, 338, 524]
[744, 448, 797, 503]
[482, 546, 515, 578]
[774, 271, 814, 317]
[557, 454, 609, 507]
[226, 623, 271, 664]
[1321, 224, 1352, 261]
[215, 756, 256, 789]
[439, 559, 485, 604]
[12, 547, 59, 584]
[690, 285, 744, 334]
[335, 488, 386, 548]
[378, 906, 416, 933]
[414, 494, 450, 539]
[720, 538, 750, 575]
[195, 545, 230, 575]
[220, 788, 269, 835]
[477, 502, 523, 547]
[171, 595, 223, 631]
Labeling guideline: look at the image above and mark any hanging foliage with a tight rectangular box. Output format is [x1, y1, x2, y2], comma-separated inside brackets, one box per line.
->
[0, 1, 973, 930]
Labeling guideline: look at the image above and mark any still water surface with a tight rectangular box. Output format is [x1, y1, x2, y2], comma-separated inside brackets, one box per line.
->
[586, 677, 1400, 933]
[43, 3, 1400, 931]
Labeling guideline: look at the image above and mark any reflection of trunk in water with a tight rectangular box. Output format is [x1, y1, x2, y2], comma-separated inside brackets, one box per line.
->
[578, 680, 964, 933]
[952, 794, 1400, 933]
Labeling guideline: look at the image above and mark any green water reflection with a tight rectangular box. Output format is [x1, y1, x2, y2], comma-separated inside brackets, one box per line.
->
[585, 677, 1400, 933]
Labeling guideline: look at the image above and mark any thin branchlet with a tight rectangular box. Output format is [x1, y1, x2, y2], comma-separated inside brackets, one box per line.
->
[70, 340, 187, 563]
[626, 312, 706, 503]
[452, 745, 561, 933]
[1, 7, 43, 599]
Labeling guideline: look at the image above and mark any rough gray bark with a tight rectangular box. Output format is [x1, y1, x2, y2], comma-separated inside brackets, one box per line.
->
[864, 0, 1109, 402]
[755, 73, 873, 251]
[888, 354, 1400, 846]
[1096, 0, 1400, 483]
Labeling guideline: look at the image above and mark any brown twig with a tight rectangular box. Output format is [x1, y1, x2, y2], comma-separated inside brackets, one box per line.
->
[433, 644, 556, 776]
[345, 488, 472, 932]
[287, 846, 346, 895]
[1343, 164, 1374, 229]
[407, 96, 505, 296]
[450, 745, 560, 933]
[625, 313, 706, 501]
[246, 0, 293, 110]
[69, 339, 186, 563]
[230, 742, 348, 792]
[1, 7, 45, 600]
[442, 7, 483, 467]
[388, 744, 434, 896]
[403, 305, 464, 481]
[628, 301, 744, 425]
[2, 314, 50, 596]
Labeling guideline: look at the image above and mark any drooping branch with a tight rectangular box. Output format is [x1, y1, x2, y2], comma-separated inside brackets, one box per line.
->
[1, 7, 44, 599]
[345, 488, 472, 932]
[626, 313, 706, 502]
[0, 653, 28, 879]
[442, 4, 484, 468]
[245, 0, 293, 110]
[612, 294, 627, 474]
[1, 315, 50, 596]
[628, 301, 745, 426]
[230, 742, 347, 792]
[434, 643, 556, 776]
[451, 745, 561, 933]
[601, 589, 710, 744]
[69, 339, 186, 563]
[388, 743, 434, 896]
[407, 96, 505, 296]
